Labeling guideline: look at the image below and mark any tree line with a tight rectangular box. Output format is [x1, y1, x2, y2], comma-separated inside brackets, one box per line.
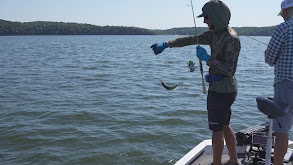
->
[0, 19, 276, 36]
[0, 19, 154, 35]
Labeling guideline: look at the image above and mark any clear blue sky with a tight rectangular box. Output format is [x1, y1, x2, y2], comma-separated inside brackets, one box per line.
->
[0, 0, 284, 29]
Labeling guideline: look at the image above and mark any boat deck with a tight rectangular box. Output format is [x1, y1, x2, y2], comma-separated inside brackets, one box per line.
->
[191, 153, 250, 165]
[176, 140, 293, 165]
[176, 123, 293, 165]
[191, 153, 293, 165]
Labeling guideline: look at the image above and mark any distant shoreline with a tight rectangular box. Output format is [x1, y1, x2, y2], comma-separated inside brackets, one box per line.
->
[0, 19, 276, 36]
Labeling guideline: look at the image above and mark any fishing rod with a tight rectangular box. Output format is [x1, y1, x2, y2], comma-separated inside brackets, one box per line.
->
[162, 0, 208, 92]
[190, 0, 207, 94]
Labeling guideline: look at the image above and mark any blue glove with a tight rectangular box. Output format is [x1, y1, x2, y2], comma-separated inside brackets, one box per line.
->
[205, 74, 223, 83]
[196, 46, 210, 62]
[151, 42, 168, 55]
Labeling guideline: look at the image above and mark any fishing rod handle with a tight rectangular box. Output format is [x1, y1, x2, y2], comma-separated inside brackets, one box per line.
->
[199, 60, 207, 94]
[202, 79, 207, 94]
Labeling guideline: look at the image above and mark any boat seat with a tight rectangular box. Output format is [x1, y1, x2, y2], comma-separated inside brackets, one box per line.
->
[256, 97, 288, 119]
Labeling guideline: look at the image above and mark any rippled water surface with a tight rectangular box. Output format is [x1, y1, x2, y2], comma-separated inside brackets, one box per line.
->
[0, 35, 291, 165]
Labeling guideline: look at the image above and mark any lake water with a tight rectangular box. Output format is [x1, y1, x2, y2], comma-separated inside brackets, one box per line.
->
[0, 35, 291, 165]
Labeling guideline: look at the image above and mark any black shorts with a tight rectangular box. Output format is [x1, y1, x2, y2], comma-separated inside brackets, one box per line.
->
[207, 91, 237, 131]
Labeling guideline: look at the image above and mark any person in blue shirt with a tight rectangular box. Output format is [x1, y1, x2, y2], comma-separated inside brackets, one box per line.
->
[265, 0, 293, 164]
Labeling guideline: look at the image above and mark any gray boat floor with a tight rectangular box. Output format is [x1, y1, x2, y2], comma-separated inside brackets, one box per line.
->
[191, 143, 293, 165]
[191, 153, 293, 165]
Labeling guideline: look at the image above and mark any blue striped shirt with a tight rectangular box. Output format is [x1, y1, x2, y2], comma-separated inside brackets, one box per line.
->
[265, 17, 293, 85]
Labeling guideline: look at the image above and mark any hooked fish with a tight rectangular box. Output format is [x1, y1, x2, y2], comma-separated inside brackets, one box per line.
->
[161, 81, 179, 90]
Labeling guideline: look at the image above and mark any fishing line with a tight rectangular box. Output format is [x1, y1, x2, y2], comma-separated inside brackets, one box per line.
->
[161, 0, 207, 92]
[244, 36, 268, 46]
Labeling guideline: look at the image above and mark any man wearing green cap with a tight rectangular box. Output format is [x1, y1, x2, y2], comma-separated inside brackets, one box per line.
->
[151, 0, 240, 164]
[265, 0, 293, 164]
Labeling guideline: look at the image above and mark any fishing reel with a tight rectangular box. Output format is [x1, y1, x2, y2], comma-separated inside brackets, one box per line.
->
[187, 60, 196, 72]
